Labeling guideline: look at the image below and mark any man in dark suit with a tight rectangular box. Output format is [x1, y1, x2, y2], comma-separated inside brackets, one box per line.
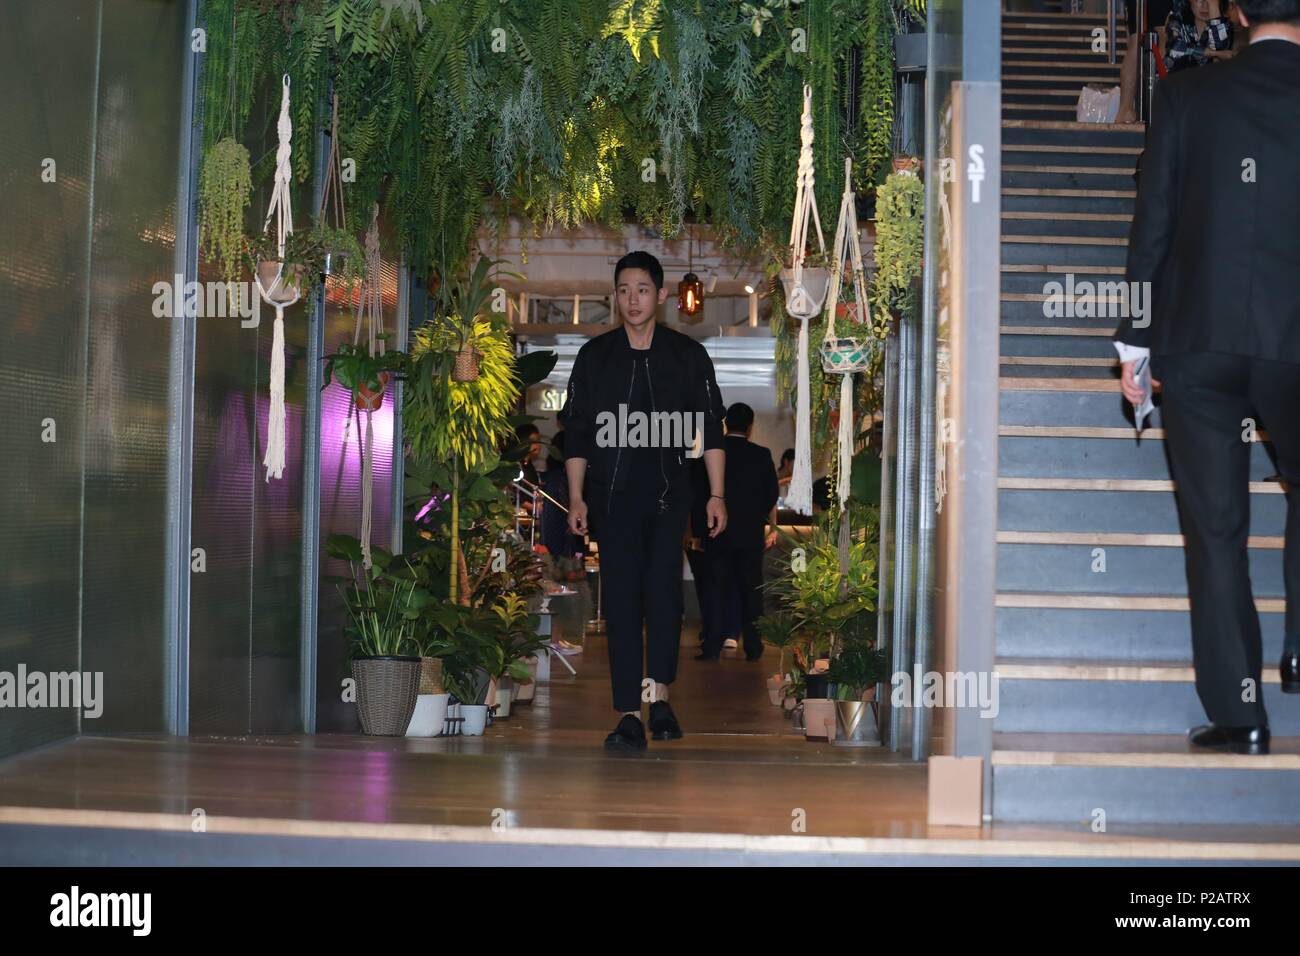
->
[696, 403, 779, 662]
[1113, 0, 1300, 755]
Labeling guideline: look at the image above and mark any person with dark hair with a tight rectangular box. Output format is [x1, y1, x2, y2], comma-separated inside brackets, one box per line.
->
[697, 403, 778, 662]
[560, 250, 728, 750]
[1117, 1, 1177, 123]
[1114, 0, 1300, 755]
[1164, 0, 1236, 71]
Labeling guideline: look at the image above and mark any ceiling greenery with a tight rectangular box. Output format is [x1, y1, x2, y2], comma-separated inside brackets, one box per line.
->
[199, 0, 924, 276]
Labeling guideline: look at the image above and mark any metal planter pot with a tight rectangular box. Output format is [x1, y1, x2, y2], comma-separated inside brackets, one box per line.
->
[351, 656, 422, 736]
[833, 700, 882, 747]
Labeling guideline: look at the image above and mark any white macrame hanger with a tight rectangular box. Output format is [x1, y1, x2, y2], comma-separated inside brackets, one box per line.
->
[823, 156, 871, 510]
[354, 204, 384, 569]
[785, 83, 825, 517]
[254, 73, 299, 482]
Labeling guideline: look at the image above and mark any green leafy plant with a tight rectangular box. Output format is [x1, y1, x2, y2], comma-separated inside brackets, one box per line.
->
[243, 226, 331, 294]
[198, 137, 253, 285]
[325, 533, 430, 658]
[826, 635, 890, 700]
[313, 223, 368, 292]
[483, 592, 548, 683]
[322, 340, 406, 405]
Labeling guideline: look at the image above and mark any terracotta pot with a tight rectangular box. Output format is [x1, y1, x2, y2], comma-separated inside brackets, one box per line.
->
[355, 371, 390, 412]
[892, 155, 921, 176]
[256, 260, 303, 305]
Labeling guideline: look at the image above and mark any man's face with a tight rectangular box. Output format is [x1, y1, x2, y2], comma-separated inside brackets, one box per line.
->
[616, 268, 666, 328]
[525, 431, 541, 462]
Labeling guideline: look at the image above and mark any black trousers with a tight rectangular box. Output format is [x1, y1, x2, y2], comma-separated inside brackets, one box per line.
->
[685, 546, 714, 645]
[589, 481, 691, 713]
[1155, 351, 1300, 727]
[704, 545, 765, 659]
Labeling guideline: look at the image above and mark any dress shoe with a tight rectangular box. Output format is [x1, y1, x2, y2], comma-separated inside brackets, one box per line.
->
[1281, 650, 1300, 694]
[604, 714, 647, 751]
[1188, 723, 1270, 755]
[648, 701, 683, 740]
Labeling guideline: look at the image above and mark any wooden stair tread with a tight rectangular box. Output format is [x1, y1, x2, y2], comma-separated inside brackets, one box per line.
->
[1003, 211, 1132, 221]
[1005, 143, 1143, 154]
[1003, 119, 1140, 131]
[998, 530, 1285, 548]
[1004, 163, 1135, 175]
[992, 658, 1287, 684]
[1004, 234, 1127, 245]
[1004, 187, 1136, 198]
[995, 592, 1286, 612]
[999, 325, 1116, 335]
[998, 476, 1285, 494]
[1000, 376, 1117, 391]
[1002, 263, 1125, 274]
[993, 734, 1300, 769]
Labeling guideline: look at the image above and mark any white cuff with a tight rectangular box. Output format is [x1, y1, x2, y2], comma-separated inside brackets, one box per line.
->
[1113, 341, 1150, 364]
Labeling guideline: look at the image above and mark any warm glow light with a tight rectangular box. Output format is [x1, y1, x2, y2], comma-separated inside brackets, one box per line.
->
[677, 272, 703, 317]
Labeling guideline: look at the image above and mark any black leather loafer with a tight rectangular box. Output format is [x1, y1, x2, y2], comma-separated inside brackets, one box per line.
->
[1188, 723, 1270, 755]
[1281, 651, 1300, 694]
[604, 714, 647, 751]
[648, 701, 683, 741]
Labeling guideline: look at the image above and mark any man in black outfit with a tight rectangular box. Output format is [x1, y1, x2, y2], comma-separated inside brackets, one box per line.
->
[1114, 0, 1300, 755]
[697, 403, 779, 663]
[560, 251, 727, 751]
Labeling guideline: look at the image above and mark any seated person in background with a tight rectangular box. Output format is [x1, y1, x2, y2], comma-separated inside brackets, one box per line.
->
[1118, 0, 1175, 123]
[1164, 0, 1235, 71]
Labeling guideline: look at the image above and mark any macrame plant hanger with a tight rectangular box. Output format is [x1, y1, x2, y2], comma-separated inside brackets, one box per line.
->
[820, 157, 873, 575]
[253, 74, 301, 482]
[353, 205, 385, 569]
[783, 83, 827, 517]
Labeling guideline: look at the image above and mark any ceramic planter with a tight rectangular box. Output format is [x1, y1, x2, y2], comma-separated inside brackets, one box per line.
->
[459, 704, 489, 736]
[406, 692, 450, 737]
[802, 698, 837, 741]
[820, 337, 874, 374]
[351, 656, 422, 736]
[778, 266, 831, 320]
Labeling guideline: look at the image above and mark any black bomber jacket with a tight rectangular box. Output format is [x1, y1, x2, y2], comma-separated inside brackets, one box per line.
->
[558, 322, 726, 513]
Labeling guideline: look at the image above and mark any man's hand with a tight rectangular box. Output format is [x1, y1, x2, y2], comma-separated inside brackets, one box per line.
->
[1120, 359, 1162, 406]
[764, 529, 777, 550]
[706, 496, 728, 537]
[568, 498, 589, 535]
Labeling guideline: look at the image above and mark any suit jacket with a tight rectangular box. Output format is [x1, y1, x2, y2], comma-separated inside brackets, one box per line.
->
[1113, 39, 1300, 363]
[710, 435, 779, 552]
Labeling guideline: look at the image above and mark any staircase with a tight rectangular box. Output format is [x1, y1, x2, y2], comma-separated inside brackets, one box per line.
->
[990, 9, 1300, 826]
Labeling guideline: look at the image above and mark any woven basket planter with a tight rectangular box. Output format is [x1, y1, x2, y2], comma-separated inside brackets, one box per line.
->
[820, 337, 874, 374]
[417, 656, 444, 695]
[351, 656, 422, 736]
[452, 345, 481, 382]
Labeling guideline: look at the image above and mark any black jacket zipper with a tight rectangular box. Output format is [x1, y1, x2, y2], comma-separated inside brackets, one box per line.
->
[645, 355, 669, 513]
[607, 358, 636, 514]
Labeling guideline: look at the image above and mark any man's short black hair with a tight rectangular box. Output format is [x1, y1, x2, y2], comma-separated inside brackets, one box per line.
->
[725, 402, 754, 433]
[1237, 0, 1300, 23]
[614, 250, 664, 291]
[515, 422, 540, 443]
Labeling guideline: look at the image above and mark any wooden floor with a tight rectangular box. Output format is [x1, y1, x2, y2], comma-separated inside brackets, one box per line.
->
[3, 605, 1300, 862]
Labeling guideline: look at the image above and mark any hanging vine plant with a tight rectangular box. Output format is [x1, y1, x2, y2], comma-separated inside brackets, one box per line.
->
[197, 0, 914, 279]
[198, 137, 253, 285]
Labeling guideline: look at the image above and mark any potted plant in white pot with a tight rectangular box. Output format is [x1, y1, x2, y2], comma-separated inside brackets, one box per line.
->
[438, 606, 498, 736]
[483, 592, 548, 719]
[326, 534, 430, 736]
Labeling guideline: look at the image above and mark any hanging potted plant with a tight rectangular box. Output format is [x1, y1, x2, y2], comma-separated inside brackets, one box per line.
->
[820, 157, 878, 376]
[243, 227, 327, 306]
[198, 137, 253, 288]
[779, 248, 832, 321]
[322, 340, 406, 411]
[325, 535, 430, 736]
